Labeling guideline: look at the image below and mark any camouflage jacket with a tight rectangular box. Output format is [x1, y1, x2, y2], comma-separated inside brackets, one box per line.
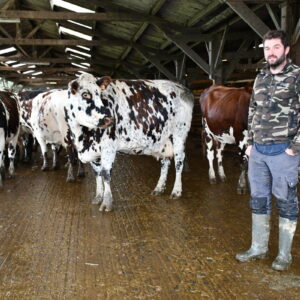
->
[247, 60, 300, 153]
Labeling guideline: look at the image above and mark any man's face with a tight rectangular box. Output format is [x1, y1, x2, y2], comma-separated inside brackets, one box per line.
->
[263, 38, 290, 69]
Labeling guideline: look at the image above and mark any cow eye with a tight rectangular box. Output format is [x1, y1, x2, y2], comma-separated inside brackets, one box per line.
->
[82, 92, 92, 100]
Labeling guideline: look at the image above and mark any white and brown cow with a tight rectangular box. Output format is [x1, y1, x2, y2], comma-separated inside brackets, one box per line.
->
[65, 73, 194, 211]
[0, 91, 20, 187]
[18, 89, 48, 162]
[20, 89, 84, 181]
[200, 84, 252, 194]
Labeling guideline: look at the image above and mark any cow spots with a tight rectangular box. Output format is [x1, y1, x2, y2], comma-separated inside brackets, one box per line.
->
[170, 91, 176, 98]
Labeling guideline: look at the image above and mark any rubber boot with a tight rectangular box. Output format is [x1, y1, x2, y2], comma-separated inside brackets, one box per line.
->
[272, 217, 297, 271]
[236, 213, 270, 262]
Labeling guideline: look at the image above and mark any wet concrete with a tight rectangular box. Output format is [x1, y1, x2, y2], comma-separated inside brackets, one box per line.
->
[1, 137, 300, 299]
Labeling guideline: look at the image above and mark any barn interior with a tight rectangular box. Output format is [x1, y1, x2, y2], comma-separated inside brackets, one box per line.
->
[0, 0, 298, 91]
[0, 0, 300, 299]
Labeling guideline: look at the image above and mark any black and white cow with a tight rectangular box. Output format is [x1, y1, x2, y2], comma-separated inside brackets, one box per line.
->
[65, 73, 194, 211]
[0, 91, 20, 187]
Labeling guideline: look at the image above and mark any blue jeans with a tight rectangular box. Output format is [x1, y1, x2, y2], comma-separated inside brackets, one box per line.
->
[248, 146, 300, 220]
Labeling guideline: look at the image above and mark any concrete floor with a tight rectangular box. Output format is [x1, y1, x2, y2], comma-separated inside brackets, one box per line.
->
[0, 139, 300, 299]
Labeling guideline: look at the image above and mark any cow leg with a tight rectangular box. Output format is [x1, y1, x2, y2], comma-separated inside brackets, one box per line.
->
[152, 158, 171, 195]
[90, 160, 104, 205]
[51, 144, 60, 170]
[206, 135, 217, 184]
[170, 140, 186, 199]
[77, 161, 85, 178]
[237, 157, 248, 194]
[237, 134, 248, 194]
[17, 136, 25, 162]
[35, 135, 49, 171]
[66, 145, 76, 182]
[23, 133, 33, 163]
[96, 149, 116, 211]
[0, 129, 5, 188]
[216, 142, 226, 182]
[7, 136, 18, 178]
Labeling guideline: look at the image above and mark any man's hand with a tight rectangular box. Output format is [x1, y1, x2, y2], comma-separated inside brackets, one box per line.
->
[245, 145, 252, 156]
[285, 148, 296, 156]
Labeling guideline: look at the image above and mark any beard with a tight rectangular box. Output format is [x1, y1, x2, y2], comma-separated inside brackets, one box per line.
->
[267, 52, 286, 69]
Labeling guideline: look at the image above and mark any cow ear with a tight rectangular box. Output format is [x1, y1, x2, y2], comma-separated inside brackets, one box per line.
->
[96, 76, 111, 90]
[69, 80, 79, 95]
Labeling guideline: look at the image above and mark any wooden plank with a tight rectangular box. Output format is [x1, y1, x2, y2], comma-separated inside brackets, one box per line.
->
[163, 32, 210, 75]
[0, 10, 162, 23]
[0, 66, 93, 72]
[225, 0, 270, 38]
[135, 46, 177, 81]
[0, 38, 123, 46]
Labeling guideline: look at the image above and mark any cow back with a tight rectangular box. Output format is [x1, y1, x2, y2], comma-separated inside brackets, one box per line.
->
[200, 84, 251, 141]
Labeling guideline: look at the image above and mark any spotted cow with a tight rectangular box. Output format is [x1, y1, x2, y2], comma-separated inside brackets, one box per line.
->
[65, 73, 194, 211]
[20, 89, 84, 181]
[0, 91, 20, 187]
[200, 84, 252, 194]
[18, 89, 48, 162]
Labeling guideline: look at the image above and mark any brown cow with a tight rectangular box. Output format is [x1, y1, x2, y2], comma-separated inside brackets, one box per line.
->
[200, 84, 252, 194]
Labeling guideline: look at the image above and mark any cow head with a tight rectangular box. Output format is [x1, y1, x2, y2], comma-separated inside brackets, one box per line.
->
[67, 73, 113, 129]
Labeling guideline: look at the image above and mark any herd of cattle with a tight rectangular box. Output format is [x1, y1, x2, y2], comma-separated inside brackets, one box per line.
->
[0, 73, 252, 211]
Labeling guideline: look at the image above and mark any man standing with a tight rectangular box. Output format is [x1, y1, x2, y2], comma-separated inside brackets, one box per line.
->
[236, 30, 300, 271]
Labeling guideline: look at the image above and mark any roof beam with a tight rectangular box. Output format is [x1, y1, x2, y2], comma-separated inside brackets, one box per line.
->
[0, 0, 15, 10]
[0, 66, 93, 72]
[223, 0, 270, 38]
[135, 46, 176, 81]
[0, 56, 85, 64]
[0, 10, 173, 24]
[161, 30, 210, 75]
[66, 0, 183, 31]
[8, 77, 76, 82]
[0, 38, 120, 46]
[112, 0, 167, 76]
[25, 21, 46, 39]
[265, 3, 280, 30]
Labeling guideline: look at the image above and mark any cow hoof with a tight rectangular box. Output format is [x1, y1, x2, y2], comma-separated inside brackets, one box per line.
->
[237, 187, 248, 195]
[220, 177, 226, 183]
[77, 171, 85, 178]
[170, 192, 181, 199]
[209, 178, 217, 184]
[151, 189, 164, 196]
[66, 176, 75, 183]
[99, 203, 112, 212]
[92, 196, 102, 205]
[52, 165, 60, 170]
[41, 166, 49, 171]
